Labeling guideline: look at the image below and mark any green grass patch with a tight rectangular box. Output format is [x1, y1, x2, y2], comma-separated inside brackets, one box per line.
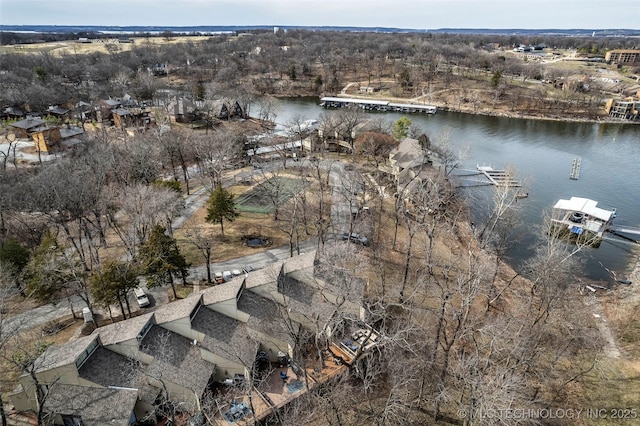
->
[235, 176, 300, 214]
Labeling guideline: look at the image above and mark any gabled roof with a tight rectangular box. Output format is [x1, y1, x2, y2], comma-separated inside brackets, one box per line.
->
[140, 325, 214, 395]
[34, 335, 99, 373]
[112, 107, 131, 116]
[238, 290, 298, 346]
[282, 250, 315, 275]
[59, 126, 84, 139]
[47, 106, 69, 115]
[279, 272, 346, 325]
[154, 295, 202, 325]
[78, 346, 145, 389]
[245, 261, 282, 289]
[191, 306, 257, 367]
[3, 107, 24, 116]
[101, 99, 121, 108]
[43, 384, 137, 426]
[389, 137, 427, 171]
[93, 312, 153, 346]
[201, 277, 243, 306]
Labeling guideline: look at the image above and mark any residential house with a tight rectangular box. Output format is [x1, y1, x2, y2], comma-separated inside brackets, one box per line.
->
[209, 99, 245, 120]
[97, 99, 122, 124]
[150, 63, 168, 76]
[46, 105, 70, 120]
[9, 116, 47, 138]
[166, 96, 197, 123]
[11, 250, 374, 425]
[2, 106, 24, 120]
[31, 124, 84, 154]
[387, 137, 431, 184]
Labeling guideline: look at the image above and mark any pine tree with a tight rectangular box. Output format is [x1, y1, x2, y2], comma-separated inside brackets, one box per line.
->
[138, 225, 189, 300]
[205, 185, 239, 239]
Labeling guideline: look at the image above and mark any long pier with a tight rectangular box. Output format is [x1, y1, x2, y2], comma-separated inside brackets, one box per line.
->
[320, 97, 437, 114]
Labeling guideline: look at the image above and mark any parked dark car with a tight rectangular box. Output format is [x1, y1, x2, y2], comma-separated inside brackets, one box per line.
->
[342, 232, 369, 246]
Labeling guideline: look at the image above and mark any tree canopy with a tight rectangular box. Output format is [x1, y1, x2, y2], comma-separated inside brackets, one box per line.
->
[205, 185, 239, 239]
[392, 116, 412, 140]
[137, 225, 189, 300]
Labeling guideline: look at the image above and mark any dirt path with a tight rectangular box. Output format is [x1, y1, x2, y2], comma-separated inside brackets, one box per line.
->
[585, 293, 621, 358]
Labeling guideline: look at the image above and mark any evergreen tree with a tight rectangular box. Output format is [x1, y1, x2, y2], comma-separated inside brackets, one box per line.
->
[393, 116, 412, 140]
[138, 225, 189, 300]
[90, 260, 139, 320]
[24, 232, 74, 304]
[0, 238, 30, 294]
[205, 185, 239, 239]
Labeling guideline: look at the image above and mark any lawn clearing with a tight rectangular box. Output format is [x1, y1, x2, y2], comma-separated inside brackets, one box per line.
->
[235, 176, 300, 214]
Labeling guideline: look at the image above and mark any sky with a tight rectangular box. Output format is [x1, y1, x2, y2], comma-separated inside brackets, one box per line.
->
[1, 0, 638, 30]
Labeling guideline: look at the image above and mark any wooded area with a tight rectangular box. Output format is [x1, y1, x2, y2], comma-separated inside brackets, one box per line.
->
[1, 29, 638, 426]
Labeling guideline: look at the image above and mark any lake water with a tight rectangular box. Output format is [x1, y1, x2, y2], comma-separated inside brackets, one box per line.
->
[271, 97, 640, 282]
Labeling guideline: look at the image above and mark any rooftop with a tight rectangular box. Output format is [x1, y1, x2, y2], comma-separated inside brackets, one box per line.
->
[43, 385, 138, 426]
[154, 295, 201, 324]
[191, 306, 258, 367]
[93, 312, 153, 346]
[78, 346, 145, 389]
[10, 117, 46, 130]
[237, 290, 298, 346]
[201, 277, 243, 306]
[35, 334, 98, 373]
[553, 197, 616, 222]
[245, 261, 282, 289]
[141, 325, 214, 395]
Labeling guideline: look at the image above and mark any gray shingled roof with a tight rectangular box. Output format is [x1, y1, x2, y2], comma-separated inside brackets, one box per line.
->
[245, 261, 282, 289]
[237, 290, 299, 346]
[389, 137, 427, 170]
[93, 313, 154, 346]
[154, 295, 202, 324]
[34, 335, 98, 373]
[10, 117, 46, 130]
[282, 250, 316, 274]
[278, 273, 359, 325]
[43, 384, 137, 426]
[78, 346, 145, 389]
[200, 278, 243, 306]
[191, 307, 258, 367]
[141, 325, 214, 395]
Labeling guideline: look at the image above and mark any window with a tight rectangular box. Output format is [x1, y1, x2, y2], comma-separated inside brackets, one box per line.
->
[189, 299, 203, 322]
[74, 338, 99, 369]
[136, 319, 153, 343]
[62, 415, 84, 426]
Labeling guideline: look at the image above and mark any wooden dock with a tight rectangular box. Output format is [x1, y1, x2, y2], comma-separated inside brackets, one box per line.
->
[477, 166, 521, 187]
[570, 157, 581, 180]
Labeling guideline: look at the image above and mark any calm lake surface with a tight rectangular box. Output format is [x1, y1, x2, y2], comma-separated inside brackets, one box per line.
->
[272, 97, 640, 282]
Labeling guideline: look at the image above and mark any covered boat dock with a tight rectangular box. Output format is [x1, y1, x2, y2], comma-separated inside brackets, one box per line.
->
[320, 97, 436, 114]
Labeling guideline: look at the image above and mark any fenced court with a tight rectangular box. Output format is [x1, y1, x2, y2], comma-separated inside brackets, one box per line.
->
[235, 176, 300, 214]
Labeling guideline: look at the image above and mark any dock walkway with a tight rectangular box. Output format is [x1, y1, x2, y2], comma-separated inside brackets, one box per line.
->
[477, 166, 521, 187]
[570, 157, 581, 180]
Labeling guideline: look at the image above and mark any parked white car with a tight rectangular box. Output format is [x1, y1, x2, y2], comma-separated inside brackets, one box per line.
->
[134, 287, 150, 308]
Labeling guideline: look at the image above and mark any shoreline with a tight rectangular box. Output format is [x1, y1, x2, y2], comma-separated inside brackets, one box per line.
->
[432, 104, 637, 125]
[305, 91, 638, 126]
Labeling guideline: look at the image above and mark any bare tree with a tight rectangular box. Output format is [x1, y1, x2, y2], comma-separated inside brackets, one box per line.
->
[106, 184, 183, 258]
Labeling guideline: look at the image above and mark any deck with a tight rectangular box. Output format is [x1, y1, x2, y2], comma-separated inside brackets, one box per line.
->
[477, 166, 522, 187]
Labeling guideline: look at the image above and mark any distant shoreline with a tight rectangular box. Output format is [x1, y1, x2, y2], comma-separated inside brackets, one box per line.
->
[1, 25, 639, 37]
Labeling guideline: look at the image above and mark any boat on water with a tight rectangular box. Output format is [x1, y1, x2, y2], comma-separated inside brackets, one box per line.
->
[551, 197, 617, 246]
